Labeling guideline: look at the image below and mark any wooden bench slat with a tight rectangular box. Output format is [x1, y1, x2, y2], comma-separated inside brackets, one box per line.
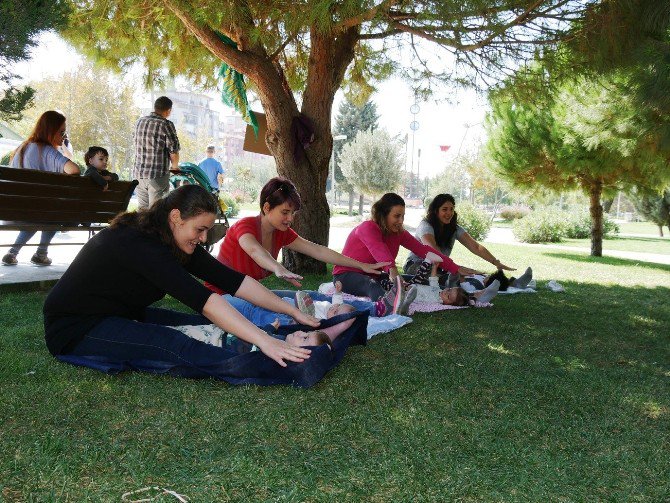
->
[1, 194, 130, 213]
[0, 182, 129, 202]
[0, 166, 109, 188]
[1, 208, 121, 223]
[0, 167, 138, 242]
[0, 223, 106, 232]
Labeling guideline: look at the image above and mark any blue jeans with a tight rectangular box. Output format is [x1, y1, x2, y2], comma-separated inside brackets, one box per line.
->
[9, 230, 57, 256]
[270, 289, 377, 316]
[67, 307, 244, 379]
[223, 294, 295, 326]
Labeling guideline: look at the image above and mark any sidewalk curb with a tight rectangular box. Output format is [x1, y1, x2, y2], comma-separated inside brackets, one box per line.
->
[0, 279, 58, 293]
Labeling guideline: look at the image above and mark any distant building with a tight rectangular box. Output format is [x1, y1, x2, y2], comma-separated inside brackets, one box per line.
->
[146, 88, 267, 165]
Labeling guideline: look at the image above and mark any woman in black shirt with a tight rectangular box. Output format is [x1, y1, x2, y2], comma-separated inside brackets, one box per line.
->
[43, 185, 318, 373]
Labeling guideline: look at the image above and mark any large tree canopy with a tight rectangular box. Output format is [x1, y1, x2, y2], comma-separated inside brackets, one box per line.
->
[64, 0, 599, 272]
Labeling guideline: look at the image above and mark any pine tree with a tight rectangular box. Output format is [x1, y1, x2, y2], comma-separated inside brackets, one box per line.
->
[631, 188, 670, 237]
[486, 69, 670, 256]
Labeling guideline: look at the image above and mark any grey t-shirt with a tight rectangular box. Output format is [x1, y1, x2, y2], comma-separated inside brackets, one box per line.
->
[11, 143, 69, 172]
[408, 218, 466, 263]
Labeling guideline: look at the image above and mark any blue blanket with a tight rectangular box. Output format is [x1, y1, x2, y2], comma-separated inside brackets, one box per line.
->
[56, 311, 369, 388]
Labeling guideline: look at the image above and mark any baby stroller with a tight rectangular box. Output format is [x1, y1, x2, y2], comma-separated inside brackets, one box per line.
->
[169, 162, 230, 251]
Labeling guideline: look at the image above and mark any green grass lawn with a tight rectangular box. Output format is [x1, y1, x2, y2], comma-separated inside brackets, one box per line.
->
[556, 235, 670, 255]
[618, 221, 668, 236]
[1, 244, 669, 501]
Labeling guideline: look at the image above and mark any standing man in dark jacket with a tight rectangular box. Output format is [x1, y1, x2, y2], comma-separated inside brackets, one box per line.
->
[132, 96, 180, 209]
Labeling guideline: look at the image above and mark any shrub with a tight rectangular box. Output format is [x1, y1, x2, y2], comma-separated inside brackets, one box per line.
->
[500, 206, 529, 220]
[456, 203, 491, 241]
[513, 208, 567, 243]
[220, 193, 240, 217]
[564, 211, 591, 239]
[565, 210, 620, 239]
[604, 215, 620, 237]
[424, 196, 433, 209]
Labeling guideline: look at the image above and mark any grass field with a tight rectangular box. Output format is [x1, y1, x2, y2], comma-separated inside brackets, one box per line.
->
[618, 221, 668, 236]
[558, 235, 670, 255]
[1, 243, 669, 501]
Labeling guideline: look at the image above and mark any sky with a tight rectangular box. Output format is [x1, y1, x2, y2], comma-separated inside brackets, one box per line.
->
[10, 32, 488, 179]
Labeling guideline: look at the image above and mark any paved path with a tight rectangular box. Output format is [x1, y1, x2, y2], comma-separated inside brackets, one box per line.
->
[2, 210, 668, 287]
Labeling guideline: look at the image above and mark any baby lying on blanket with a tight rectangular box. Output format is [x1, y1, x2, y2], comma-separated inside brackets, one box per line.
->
[441, 266, 533, 293]
[174, 320, 335, 353]
[406, 258, 502, 307]
[298, 280, 414, 318]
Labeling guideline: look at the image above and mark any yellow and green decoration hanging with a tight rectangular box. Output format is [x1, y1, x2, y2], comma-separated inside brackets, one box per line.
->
[216, 32, 259, 137]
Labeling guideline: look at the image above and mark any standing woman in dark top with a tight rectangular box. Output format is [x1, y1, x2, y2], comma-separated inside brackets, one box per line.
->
[43, 185, 318, 372]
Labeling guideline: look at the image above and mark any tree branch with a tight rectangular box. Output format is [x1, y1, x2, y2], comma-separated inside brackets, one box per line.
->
[269, 32, 298, 61]
[162, 0, 254, 71]
[335, 0, 401, 31]
[359, 29, 402, 40]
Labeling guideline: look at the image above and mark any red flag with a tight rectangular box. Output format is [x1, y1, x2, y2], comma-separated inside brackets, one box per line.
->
[439, 145, 450, 152]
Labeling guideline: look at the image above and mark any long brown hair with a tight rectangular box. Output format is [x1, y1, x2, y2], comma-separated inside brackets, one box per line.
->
[371, 192, 405, 235]
[426, 193, 458, 249]
[13, 111, 66, 168]
[110, 185, 218, 263]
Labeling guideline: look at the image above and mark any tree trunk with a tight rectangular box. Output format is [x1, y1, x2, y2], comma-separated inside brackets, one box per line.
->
[166, 5, 360, 275]
[260, 92, 331, 274]
[348, 190, 354, 216]
[658, 225, 664, 237]
[358, 194, 364, 217]
[589, 179, 604, 257]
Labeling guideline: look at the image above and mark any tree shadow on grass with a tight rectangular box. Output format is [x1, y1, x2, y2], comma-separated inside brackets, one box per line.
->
[543, 251, 670, 273]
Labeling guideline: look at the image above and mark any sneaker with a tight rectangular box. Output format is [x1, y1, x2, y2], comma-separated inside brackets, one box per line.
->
[295, 291, 315, 316]
[511, 267, 533, 289]
[476, 279, 500, 304]
[397, 285, 417, 315]
[392, 276, 406, 314]
[2, 253, 17, 266]
[546, 280, 565, 293]
[30, 254, 52, 266]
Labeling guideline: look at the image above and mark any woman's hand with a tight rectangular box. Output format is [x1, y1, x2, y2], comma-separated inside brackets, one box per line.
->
[358, 261, 391, 275]
[458, 266, 483, 277]
[256, 336, 311, 367]
[291, 310, 321, 328]
[494, 260, 516, 271]
[272, 264, 303, 287]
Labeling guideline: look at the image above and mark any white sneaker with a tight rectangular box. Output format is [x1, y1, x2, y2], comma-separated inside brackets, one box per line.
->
[546, 280, 565, 292]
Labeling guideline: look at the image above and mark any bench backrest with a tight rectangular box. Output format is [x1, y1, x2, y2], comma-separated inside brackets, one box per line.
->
[0, 165, 138, 224]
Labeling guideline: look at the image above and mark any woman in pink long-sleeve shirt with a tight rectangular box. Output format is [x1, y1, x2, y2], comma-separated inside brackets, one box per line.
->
[334, 193, 476, 299]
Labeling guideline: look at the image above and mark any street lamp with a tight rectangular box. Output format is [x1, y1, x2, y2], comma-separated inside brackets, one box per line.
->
[409, 102, 420, 198]
[331, 134, 347, 203]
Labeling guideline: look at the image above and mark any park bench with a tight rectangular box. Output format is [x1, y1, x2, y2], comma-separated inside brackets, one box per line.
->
[0, 165, 138, 247]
